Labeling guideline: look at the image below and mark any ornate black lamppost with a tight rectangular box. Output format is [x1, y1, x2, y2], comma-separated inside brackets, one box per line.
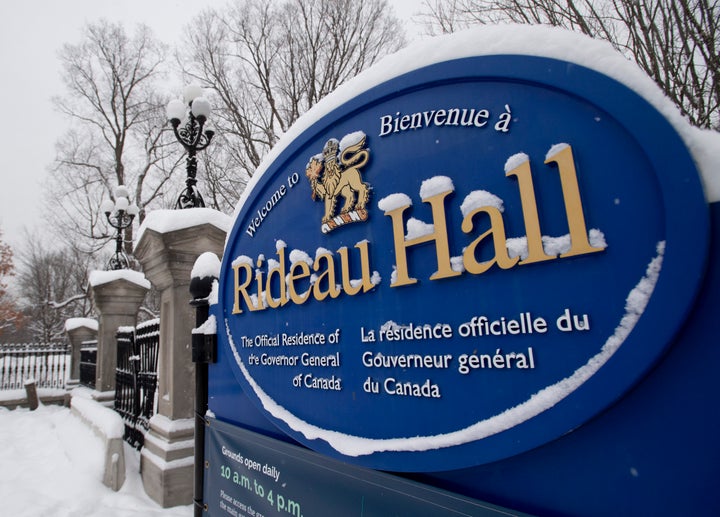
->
[166, 84, 215, 209]
[101, 185, 139, 270]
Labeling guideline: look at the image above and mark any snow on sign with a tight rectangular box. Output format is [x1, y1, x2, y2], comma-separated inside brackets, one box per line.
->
[214, 29, 708, 471]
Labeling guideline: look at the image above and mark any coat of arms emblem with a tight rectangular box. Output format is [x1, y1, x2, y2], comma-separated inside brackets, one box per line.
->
[305, 131, 371, 233]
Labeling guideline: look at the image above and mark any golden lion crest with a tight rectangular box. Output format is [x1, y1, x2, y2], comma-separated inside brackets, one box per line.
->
[305, 131, 371, 233]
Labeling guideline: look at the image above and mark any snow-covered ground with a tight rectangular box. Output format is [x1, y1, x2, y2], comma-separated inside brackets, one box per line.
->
[0, 404, 192, 517]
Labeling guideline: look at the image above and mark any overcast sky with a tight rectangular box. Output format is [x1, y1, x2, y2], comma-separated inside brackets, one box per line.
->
[0, 0, 424, 250]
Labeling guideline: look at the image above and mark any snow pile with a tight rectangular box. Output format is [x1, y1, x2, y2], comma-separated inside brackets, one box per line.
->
[420, 176, 454, 200]
[504, 152, 530, 173]
[193, 314, 217, 335]
[405, 218, 434, 239]
[0, 405, 190, 516]
[378, 193, 412, 213]
[460, 190, 504, 216]
[684, 126, 720, 202]
[71, 393, 124, 440]
[0, 387, 66, 403]
[88, 269, 151, 290]
[64, 318, 99, 332]
[137, 207, 232, 244]
[191, 251, 221, 280]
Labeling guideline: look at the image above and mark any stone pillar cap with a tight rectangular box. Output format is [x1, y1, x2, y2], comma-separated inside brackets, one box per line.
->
[136, 208, 231, 244]
[88, 270, 150, 316]
[88, 269, 151, 290]
[65, 318, 99, 332]
[134, 209, 229, 290]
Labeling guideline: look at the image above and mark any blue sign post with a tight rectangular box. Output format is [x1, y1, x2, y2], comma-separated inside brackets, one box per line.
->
[206, 28, 716, 516]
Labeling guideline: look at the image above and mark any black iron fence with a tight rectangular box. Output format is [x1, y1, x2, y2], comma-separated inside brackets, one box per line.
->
[0, 322, 161, 449]
[0, 343, 70, 390]
[114, 319, 160, 449]
[79, 340, 98, 389]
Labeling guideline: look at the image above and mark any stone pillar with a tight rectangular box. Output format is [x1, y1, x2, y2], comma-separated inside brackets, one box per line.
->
[64, 318, 98, 390]
[88, 270, 150, 404]
[134, 208, 229, 507]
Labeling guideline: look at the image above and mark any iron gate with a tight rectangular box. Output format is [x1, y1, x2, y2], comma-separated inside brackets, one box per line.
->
[114, 319, 160, 449]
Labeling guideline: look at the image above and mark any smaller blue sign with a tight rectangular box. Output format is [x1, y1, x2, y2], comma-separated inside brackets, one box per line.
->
[204, 417, 530, 516]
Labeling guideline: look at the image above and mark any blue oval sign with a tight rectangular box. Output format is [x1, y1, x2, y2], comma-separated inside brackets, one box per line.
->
[215, 53, 708, 471]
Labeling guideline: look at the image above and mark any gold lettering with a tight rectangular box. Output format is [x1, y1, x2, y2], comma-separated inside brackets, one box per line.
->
[545, 145, 604, 257]
[384, 202, 415, 287]
[229, 144, 603, 315]
[385, 190, 461, 287]
[312, 251, 341, 301]
[338, 241, 374, 296]
[232, 262, 261, 314]
[254, 257, 266, 310]
[506, 159, 555, 264]
[265, 246, 288, 309]
[287, 261, 311, 305]
[462, 206, 519, 274]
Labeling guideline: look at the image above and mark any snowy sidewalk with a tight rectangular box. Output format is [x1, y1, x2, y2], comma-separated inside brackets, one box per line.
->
[0, 404, 192, 517]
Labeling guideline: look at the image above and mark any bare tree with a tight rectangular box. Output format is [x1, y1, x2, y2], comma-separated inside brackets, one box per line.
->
[418, 0, 719, 131]
[48, 20, 182, 258]
[178, 0, 407, 210]
[16, 239, 93, 343]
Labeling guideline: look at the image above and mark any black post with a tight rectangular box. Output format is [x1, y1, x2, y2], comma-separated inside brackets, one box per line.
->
[190, 272, 217, 517]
